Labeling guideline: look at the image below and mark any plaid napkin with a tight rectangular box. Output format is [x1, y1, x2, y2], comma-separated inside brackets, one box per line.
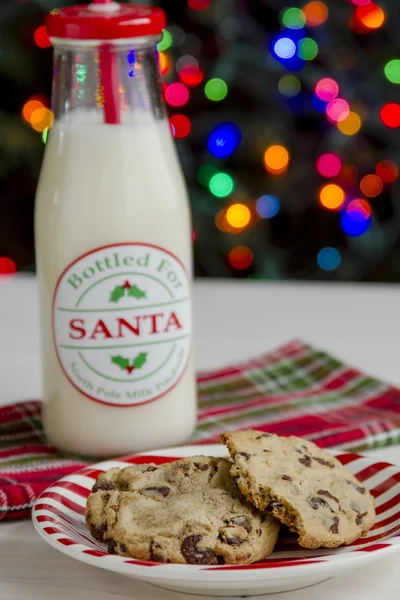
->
[2, 340, 400, 521]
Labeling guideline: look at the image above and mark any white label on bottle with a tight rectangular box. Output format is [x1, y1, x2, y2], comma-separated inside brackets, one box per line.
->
[53, 243, 191, 407]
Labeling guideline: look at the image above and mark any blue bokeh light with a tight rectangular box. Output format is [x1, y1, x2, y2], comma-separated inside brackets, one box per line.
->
[311, 94, 328, 113]
[317, 247, 341, 271]
[256, 195, 280, 219]
[207, 123, 242, 158]
[341, 212, 371, 237]
[273, 37, 297, 59]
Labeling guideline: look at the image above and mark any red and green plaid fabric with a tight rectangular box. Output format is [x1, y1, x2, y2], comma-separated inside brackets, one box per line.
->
[2, 340, 400, 520]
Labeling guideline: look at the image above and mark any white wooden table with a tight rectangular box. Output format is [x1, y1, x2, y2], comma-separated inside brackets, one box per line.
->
[1, 275, 400, 600]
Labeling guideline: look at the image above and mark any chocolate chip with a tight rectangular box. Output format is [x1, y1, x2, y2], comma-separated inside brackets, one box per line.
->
[353, 509, 368, 525]
[330, 517, 339, 534]
[217, 555, 226, 564]
[281, 475, 292, 481]
[150, 540, 167, 562]
[256, 528, 262, 537]
[318, 490, 339, 504]
[220, 532, 245, 546]
[310, 496, 334, 512]
[107, 539, 117, 554]
[227, 515, 251, 533]
[181, 535, 215, 565]
[256, 433, 272, 440]
[238, 452, 251, 460]
[314, 457, 334, 468]
[347, 479, 366, 494]
[194, 461, 210, 471]
[92, 523, 107, 542]
[120, 544, 128, 554]
[92, 480, 116, 492]
[144, 466, 157, 472]
[299, 455, 312, 467]
[141, 486, 171, 499]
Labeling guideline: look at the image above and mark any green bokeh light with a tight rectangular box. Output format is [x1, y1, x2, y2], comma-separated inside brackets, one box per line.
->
[197, 164, 219, 187]
[157, 29, 173, 52]
[297, 38, 319, 61]
[281, 7, 306, 30]
[278, 74, 301, 97]
[209, 172, 234, 198]
[205, 78, 228, 101]
[42, 129, 48, 144]
[384, 59, 400, 84]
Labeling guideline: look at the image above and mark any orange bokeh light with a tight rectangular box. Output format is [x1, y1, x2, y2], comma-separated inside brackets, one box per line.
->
[356, 3, 385, 30]
[303, 1, 329, 26]
[264, 145, 290, 173]
[226, 203, 252, 229]
[22, 99, 45, 123]
[360, 174, 383, 198]
[30, 107, 54, 132]
[159, 52, 170, 75]
[319, 183, 345, 210]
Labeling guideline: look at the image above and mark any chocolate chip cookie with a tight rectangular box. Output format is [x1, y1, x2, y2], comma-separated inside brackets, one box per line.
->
[221, 430, 375, 549]
[85, 456, 279, 564]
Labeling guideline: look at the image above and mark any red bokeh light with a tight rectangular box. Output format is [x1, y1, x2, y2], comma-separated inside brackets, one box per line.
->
[188, 0, 210, 10]
[0, 257, 17, 282]
[165, 82, 190, 108]
[170, 114, 192, 139]
[179, 64, 204, 87]
[380, 103, 400, 129]
[315, 78, 339, 102]
[316, 153, 342, 178]
[347, 198, 371, 220]
[355, 3, 385, 30]
[34, 25, 51, 49]
[326, 98, 350, 123]
[375, 160, 398, 184]
[229, 246, 254, 270]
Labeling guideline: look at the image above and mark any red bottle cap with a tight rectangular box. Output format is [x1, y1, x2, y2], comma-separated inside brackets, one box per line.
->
[46, 1, 166, 41]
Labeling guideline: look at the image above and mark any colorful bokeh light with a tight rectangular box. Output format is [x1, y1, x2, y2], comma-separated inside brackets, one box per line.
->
[360, 174, 383, 197]
[209, 173, 235, 198]
[229, 246, 254, 270]
[303, 2, 329, 26]
[347, 198, 372, 219]
[264, 145, 290, 174]
[273, 37, 297, 60]
[350, 0, 372, 5]
[256, 195, 280, 219]
[337, 111, 362, 135]
[326, 98, 350, 123]
[30, 107, 54, 132]
[297, 38, 318, 61]
[280, 7, 306, 30]
[317, 247, 341, 271]
[22, 99, 45, 123]
[315, 78, 339, 102]
[34, 25, 51, 49]
[179, 64, 204, 86]
[0, 257, 17, 281]
[165, 82, 189, 107]
[341, 203, 371, 237]
[376, 160, 398, 183]
[356, 3, 385, 30]
[319, 183, 345, 210]
[198, 164, 219, 187]
[384, 59, 400, 85]
[205, 78, 228, 102]
[316, 153, 342, 178]
[380, 103, 400, 128]
[278, 74, 301, 97]
[226, 203, 251, 229]
[339, 165, 358, 186]
[208, 123, 241, 158]
[157, 29, 172, 52]
[188, 0, 210, 10]
[159, 52, 170, 75]
[170, 114, 192, 139]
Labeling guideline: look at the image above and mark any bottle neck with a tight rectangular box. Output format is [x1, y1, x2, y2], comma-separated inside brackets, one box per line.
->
[51, 38, 166, 125]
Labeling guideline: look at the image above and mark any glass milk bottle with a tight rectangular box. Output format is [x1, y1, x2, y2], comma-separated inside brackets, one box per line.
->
[35, 1, 196, 457]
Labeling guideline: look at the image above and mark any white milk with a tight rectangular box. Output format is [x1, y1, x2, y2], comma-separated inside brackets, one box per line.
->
[35, 113, 197, 456]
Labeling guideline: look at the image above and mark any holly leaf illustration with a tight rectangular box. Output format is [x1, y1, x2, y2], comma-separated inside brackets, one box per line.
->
[128, 284, 146, 300]
[109, 285, 125, 303]
[133, 352, 147, 369]
[111, 355, 130, 371]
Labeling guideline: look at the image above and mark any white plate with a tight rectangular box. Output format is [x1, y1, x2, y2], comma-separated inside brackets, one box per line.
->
[32, 443, 400, 597]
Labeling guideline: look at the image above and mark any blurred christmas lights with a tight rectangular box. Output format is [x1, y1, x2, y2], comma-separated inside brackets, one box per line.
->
[350, 0, 372, 6]
[0, 257, 17, 281]
[170, 114, 192, 139]
[42, 129, 48, 144]
[384, 59, 400, 85]
[229, 246, 254, 270]
[205, 78, 228, 101]
[317, 247, 341, 271]
[188, 0, 210, 10]
[347, 198, 372, 219]
[34, 25, 51, 49]
[337, 111, 362, 135]
[375, 160, 398, 183]
[278, 74, 301, 97]
[280, 7, 305, 30]
[209, 173, 235, 198]
[179, 63, 204, 86]
[303, 2, 328, 26]
[326, 98, 350, 123]
[339, 165, 358, 186]
[273, 37, 297, 60]
[30, 107, 53, 132]
[207, 123, 241, 158]
[197, 164, 218, 187]
[297, 38, 318, 61]
[22, 98, 44, 123]
[315, 78, 339, 102]
[341, 201, 372, 236]
[380, 103, 400, 128]
[157, 29, 172, 52]
[264, 145, 290, 174]
[165, 82, 189, 107]
[360, 174, 383, 197]
[355, 3, 385, 30]
[256, 195, 280, 218]
[316, 153, 342, 178]
[226, 203, 251, 229]
[319, 183, 345, 210]
[159, 52, 170, 75]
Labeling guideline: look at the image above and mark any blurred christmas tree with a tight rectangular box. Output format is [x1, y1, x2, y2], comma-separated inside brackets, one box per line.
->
[0, 0, 399, 281]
